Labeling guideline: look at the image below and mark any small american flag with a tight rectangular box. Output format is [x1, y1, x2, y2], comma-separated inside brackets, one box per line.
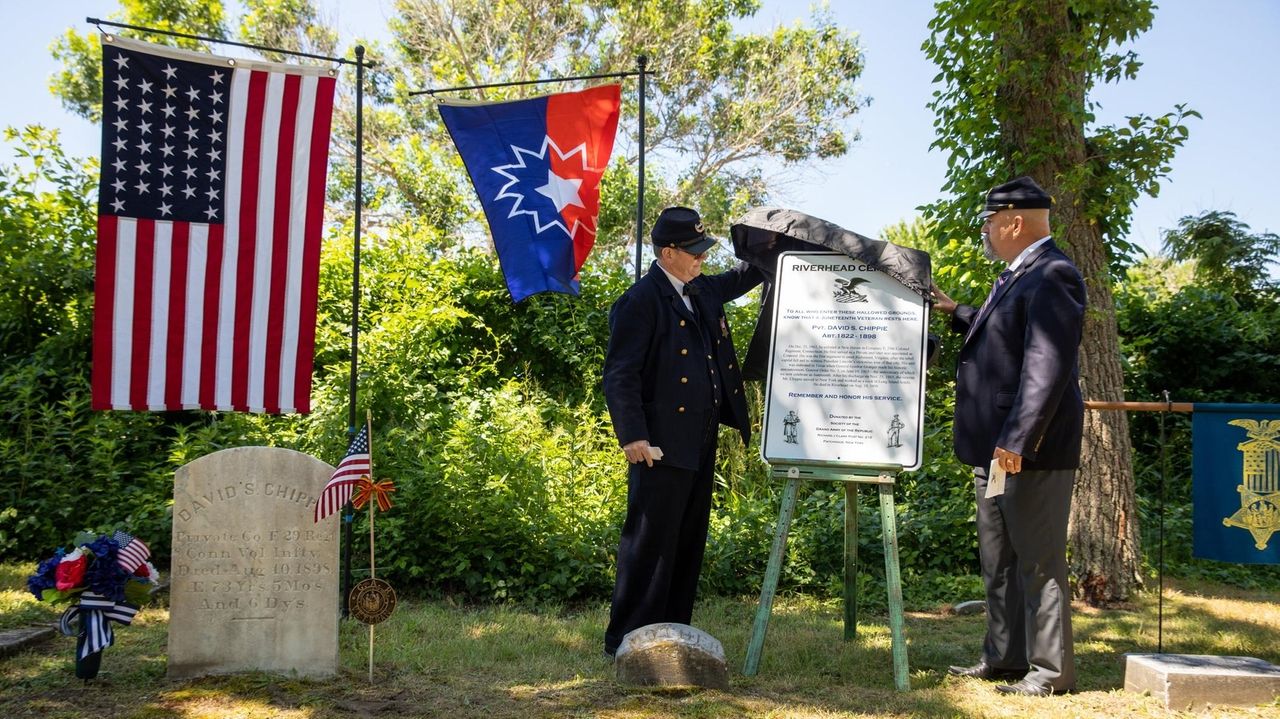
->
[315, 423, 372, 522]
[91, 35, 336, 414]
[112, 531, 150, 573]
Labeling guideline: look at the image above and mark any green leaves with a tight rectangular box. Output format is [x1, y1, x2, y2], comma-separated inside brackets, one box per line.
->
[50, 0, 230, 121]
[1160, 210, 1280, 297]
[922, 0, 1196, 274]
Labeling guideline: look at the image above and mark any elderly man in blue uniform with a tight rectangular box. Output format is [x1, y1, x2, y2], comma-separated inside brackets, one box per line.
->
[602, 206, 763, 658]
[931, 177, 1086, 697]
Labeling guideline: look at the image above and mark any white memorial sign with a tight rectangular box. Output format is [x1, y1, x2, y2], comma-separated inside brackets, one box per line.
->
[762, 252, 929, 470]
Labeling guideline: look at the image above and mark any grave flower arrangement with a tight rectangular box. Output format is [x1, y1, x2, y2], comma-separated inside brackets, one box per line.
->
[26, 531, 158, 679]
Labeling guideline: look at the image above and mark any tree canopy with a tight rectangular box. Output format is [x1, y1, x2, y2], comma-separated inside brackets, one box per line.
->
[923, 0, 1199, 604]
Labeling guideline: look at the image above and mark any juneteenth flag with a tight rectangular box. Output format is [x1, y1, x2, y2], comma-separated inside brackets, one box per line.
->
[437, 85, 620, 302]
[91, 35, 336, 414]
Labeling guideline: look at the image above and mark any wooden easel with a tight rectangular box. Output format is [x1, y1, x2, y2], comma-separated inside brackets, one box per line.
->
[742, 463, 910, 691]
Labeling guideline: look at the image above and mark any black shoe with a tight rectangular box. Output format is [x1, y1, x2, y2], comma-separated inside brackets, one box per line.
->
[995, 679, 1073, 696]
[947, 661, 1027, 681]
[603, 646, 617, 660]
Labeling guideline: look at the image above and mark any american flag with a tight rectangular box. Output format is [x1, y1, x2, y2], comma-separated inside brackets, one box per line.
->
[91, 35, 336, 413]
[315, 423, 371, 522]
[112, 530, 150, 573]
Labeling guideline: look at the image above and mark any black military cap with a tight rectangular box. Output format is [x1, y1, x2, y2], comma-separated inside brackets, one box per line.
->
[978, 176, 1053, 219]
[651, 206, 717, 255]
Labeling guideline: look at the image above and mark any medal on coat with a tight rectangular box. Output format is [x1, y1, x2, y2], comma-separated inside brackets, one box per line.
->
[720, 316, 730, 338]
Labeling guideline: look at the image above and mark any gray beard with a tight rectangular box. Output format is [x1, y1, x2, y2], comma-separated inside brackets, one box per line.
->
[981, 233, 999, 262]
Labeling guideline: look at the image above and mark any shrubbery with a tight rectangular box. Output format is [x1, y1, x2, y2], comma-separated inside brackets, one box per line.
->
[7, 127, 1275, 608]
[1117, 258, 1280, 588]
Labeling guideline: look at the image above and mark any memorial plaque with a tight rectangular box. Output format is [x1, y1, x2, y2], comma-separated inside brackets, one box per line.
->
[761, 251, 929, 470]
[168, 446, 338, 678]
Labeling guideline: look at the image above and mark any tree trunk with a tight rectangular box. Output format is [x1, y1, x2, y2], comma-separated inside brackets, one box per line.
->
[997, 4, 1143, 604]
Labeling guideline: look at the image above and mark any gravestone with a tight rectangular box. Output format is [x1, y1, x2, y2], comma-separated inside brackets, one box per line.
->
[1125, 653, 1280, 710]
[615, 623, 729, 690]
[168, 447, 339, 678]
[950, 600, 986, 616]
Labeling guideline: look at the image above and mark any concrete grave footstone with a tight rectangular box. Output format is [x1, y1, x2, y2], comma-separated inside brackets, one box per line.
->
[168, 447, 339, 678]
[1125, 653, 1280, 710]
[615, 623, 729, 690]
[950, 600, 986, 616]
[0, 627, 56, 659]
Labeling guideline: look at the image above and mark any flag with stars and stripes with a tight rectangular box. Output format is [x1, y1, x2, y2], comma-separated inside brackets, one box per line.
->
[91, 35, 337, 414]
[315, 422, 371, 523]
[111, 530, 150, 574]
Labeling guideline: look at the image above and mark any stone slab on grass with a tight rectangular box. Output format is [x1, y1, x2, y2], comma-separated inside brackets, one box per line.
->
[615, 623, 729, 690]
[0, 626, 56, 659]
[1125, 653, 1280, 710]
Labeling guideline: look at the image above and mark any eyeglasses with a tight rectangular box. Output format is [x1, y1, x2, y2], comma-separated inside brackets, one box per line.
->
[672, 246, 708, 260]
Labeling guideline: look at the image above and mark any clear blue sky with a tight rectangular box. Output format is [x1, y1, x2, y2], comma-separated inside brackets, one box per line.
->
[3, 1, 1277, 257]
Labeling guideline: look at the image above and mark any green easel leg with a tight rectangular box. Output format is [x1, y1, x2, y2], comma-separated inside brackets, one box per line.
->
[878, 481, 910, 691]
[743, 476, 800, 677]
[844, 482, 858, 640]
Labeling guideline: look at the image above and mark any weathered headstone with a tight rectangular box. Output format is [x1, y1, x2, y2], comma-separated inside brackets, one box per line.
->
[1125, 653, 1280, 710]
[615, 623, 729, 690]
[168, 447, 339, 678]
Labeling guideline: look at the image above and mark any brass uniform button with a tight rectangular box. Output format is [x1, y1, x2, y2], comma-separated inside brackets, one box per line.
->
[681, 349, 688, 355]
[728, 363, 735, 369]
[677, 406, 686, 413]
[680, 377, 688, 384]
[679, 320, 686, 327]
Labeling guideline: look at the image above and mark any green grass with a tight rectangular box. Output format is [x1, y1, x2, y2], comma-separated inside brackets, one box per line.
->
[3, 563, 1279, 718]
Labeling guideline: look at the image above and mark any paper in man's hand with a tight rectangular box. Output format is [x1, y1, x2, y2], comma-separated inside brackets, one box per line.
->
[985, 458, 1007, 498]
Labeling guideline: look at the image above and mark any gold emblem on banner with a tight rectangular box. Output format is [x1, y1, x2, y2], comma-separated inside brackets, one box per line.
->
[1223, 419, 1280, 550]
[350, 578, 397, 625]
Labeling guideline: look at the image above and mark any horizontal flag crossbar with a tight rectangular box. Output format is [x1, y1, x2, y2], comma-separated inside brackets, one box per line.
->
[87, 17, 370, 67]
[411, 69, 648, 97]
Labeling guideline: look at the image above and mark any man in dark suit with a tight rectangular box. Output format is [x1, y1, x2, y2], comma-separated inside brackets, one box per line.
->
[931, 176, 1086, 696]
[601, 206, 763, 658]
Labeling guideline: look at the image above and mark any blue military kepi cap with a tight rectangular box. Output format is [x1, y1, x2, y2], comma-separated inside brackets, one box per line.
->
[978, 176, 1053, 219]
[651, 206, 718, 255]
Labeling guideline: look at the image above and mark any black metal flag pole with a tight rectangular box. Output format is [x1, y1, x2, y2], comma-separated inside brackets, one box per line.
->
[342, 45, 368, 618]
[635, 55, 647, 282]
[86, 17, 372, 618]
[1158, 389, 1171, 653]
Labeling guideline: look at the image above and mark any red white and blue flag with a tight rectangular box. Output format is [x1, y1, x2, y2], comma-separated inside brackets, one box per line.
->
[437, 85, 621, 302]
[91, 36, 336, 414]
[112, 530, 150, 574]
[315, 422, 371, 523]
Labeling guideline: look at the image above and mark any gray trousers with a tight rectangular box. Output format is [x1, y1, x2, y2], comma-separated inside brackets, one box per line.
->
[975, 466, 1076, 691]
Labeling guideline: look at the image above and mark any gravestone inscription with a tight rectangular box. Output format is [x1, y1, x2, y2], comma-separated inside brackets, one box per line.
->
[168, 447, 339, 678]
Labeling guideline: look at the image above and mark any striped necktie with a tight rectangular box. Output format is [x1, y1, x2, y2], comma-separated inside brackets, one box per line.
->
[972, 269, 1013, 329]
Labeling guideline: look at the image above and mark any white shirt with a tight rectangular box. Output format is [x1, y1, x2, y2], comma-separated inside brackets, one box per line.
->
[1009, 235, 1052, 271]
[657, 261, 695, 313]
